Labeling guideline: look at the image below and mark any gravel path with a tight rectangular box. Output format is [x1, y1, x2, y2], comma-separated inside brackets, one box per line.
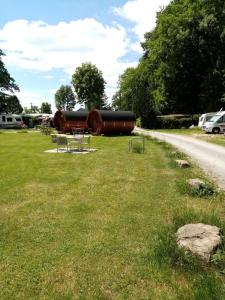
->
[134, 128, 225, 190]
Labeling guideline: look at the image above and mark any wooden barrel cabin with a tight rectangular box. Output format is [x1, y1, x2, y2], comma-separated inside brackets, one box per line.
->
[54, 110, 88, 133]
[87, 109, 136, 135]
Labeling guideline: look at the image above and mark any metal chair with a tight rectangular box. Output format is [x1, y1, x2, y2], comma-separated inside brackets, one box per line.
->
[82, 136, 91, 150]
[57, 136, 68, 152]
[68, 134, 84, 151]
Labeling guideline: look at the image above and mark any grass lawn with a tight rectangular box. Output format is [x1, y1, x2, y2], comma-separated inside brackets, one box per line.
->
[0, 131, 225, 299]
[149, 127, 203, 135]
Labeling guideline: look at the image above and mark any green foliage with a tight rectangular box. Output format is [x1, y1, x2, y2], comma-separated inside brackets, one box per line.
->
[0, 49, 19, 113]
[112, 64, 159, 127]
[40, 102, 52, 114]
[142, 0, 225, 115]
[154, 115, 199, 129]
[55, 85, 76, 111]
[114, 0, 225, 128]
[23, 105, 40, 114]
[188, 182, 215, 197]
[72, 62, 106, 110]
[3, 95, 23, 114]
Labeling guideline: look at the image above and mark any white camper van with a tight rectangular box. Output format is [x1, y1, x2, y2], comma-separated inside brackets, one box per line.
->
[0, 114, 23, 129]
[203, 111, 225, 133]
[198, 112, 216, 128]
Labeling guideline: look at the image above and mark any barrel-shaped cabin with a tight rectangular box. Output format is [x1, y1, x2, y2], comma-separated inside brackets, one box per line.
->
[87, 109, 136, 135]
[54, 110, 88, 133]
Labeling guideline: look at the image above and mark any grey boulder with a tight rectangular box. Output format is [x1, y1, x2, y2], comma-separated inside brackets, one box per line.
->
[176, 223, 222, 262]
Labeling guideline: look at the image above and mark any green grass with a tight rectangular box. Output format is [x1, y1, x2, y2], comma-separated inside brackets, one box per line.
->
[197, 134, 225, 147]
[0, 132, 225, 299]
[151, 127, 203, 135]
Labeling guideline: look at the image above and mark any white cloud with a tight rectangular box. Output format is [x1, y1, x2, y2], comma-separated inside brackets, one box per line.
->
[0, 18, 137, 105]
[114, 0, 171, 40]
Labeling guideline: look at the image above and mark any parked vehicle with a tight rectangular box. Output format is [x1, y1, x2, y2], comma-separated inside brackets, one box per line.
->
[198, 112, 216, 128]
[0, 113, 24, 129]
[203, 111, 225, 133]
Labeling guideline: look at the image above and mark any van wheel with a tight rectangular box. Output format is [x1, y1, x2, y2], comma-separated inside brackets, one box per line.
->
[212, 127, 220, 134]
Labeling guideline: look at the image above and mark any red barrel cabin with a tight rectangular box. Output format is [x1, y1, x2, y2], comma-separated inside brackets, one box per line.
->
[54, 111, 88, 133]
[87, 109, 136, 135]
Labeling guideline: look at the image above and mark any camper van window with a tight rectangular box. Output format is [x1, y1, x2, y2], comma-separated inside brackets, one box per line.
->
[206, 116, 213, 121]
[7, 117, 13, 122]
[209, 115, 221, 123]
[15, 117, 21, 121]
[2, 116, 5, 122]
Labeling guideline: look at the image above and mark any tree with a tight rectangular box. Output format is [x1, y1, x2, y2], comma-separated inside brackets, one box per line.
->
[72, 62, 106, 110]
[55, 85, 76, 111]
[40, 102, 52, 114]
[112, 64, 159, 127]
[141, 0, 225, 114]
[4, 95, 23, 114]
[23, 105, 40, 114]
[0, 49, 19, 112]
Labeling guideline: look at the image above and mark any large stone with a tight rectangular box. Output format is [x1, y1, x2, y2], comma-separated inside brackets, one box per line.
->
[175, 159, 190, 168]
[176, 223, 222, 262]
[187, 178, 206, 190]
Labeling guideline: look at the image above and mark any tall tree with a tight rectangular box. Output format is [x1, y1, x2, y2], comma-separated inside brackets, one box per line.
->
[72, 62, 106, 110]
[0, 49, 19, 112]
[142, 0, 225, 114]
[55, 85, 76, 111]
[40, 102, 52, 114]
[4, 95, 23, 114]
[112, 64, 159, 127]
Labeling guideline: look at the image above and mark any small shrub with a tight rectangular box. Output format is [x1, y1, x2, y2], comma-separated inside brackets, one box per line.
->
[176, 179, 215, 198]
[189, 182, 215, 197]
[136, 117, 142, 128]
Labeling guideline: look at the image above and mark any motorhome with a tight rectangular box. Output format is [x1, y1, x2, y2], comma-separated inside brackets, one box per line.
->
[198, 112, 216, 128]
[203, 111, 225, 133]
[0, 113, 23, 129]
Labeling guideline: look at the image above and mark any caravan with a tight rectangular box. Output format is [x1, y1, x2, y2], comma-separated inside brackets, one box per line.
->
[198, 112, 216, 128]
[203, 111, 225, 133]
[0, 113, 23, 129]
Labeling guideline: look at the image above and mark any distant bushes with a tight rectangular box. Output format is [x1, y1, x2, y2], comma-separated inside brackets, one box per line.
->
[152, 114, 199, 129]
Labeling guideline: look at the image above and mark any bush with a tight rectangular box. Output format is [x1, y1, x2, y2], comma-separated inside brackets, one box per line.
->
[153, 115, 199, 129]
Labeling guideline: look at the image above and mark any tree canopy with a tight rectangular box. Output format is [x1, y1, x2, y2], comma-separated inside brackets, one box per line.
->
[0, 49, 20, 112]
[72, 62, 106, 110]
[40, 102, 52, 114]
[55, 85, 76, 111]
[4, 95, 23, 114]
[113, 0, 225, 127]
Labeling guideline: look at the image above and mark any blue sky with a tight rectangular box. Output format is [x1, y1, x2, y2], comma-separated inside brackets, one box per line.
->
[0, 0, 171, 112]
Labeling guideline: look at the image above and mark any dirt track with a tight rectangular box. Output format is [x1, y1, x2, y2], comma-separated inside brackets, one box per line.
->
[134, 128, 225, 190]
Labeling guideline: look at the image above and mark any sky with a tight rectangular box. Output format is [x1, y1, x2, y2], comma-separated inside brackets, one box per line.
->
[0, 0, 171, 112]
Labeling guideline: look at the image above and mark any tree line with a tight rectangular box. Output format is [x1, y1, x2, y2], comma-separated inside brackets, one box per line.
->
[112, 0, 225, 127]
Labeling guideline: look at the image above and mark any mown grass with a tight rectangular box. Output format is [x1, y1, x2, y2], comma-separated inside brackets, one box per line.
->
[0, 132, 225, 299]
[150, 127, 203, 135]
